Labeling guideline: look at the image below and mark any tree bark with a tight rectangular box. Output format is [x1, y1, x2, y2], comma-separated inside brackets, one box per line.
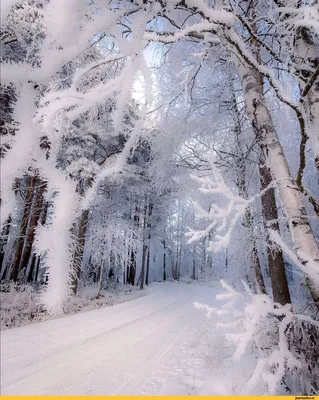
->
[145, 203, 153, 286]
[71, 208, 89, 294]
[145, 247, 150, 286]
[128, 206, 140, 285]
[259, 153, 291, 305]
[0, 215, 12, 275]
[239, 64, 319, 306]
[32, 200, 48, 282]
[21, 178, 46, 280]
[140, 205, 148, 290]
[294, 25, 319, 169]
[9, 175, 36, 281]
[163, 236, 167, 281]
[230, 74, 267, 295]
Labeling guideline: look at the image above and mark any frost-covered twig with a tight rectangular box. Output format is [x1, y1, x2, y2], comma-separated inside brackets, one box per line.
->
[194, 280, 319, 395]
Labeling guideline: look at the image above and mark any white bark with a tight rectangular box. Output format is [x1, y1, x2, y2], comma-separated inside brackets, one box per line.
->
[238, 64, 319, 299]
[294, 25, 319, 167]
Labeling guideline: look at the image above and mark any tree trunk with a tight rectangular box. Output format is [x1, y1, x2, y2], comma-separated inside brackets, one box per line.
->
[163, 237, 166, 281]
[239, 64, 319, 306]
[145, 203, 152, 286]
[259, 152, 291, 305]
[145, 247, 150, 286]
[9, 175, 36, 281]
[294, 25, 319, 169]
[230, 74, 267, 295]
[71, 208, 89, 294]
[0, 215, 12, 275]
[128, 205, 140, 286]
[32, 201, 48, 283]
[140, 205, 148, 290]
[34, 256, 41, 282]
[97, 258, 104, 295]
[128, 248, 136, 285]
[244, 206, 268, 295]
[21, 179, 46, 280]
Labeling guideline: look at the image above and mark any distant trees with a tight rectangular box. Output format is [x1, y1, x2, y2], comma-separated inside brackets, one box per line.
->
[0, 0, 318, 316]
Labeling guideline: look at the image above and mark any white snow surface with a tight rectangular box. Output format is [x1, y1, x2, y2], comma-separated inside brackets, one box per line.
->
[0, 282, 254, 396]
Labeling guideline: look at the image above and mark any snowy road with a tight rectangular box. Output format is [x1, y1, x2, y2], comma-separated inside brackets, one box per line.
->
[1, 282, 220, 395]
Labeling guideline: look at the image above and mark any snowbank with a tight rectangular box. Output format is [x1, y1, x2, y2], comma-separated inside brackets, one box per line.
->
[0, 282, 146, 330]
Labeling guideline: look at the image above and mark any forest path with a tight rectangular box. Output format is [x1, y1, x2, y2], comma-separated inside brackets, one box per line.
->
[1, 282, 222, 395]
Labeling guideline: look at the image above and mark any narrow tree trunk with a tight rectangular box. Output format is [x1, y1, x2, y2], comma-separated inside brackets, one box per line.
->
[163, 237, 166, 281]
[97, 258, 104, 296]
[145, 248, 150, 286]
[128, 249, 136, 285]
[9, 175, 36, 281]
[32, 201, 48, 283]
[128, 206, 140, 285]
[123, 258, 126, 285]
[126, 233, 131, 285]
[145, 203, 152, 286]
[34, 256, 41, 282]
[225, 247, 228, 272]
[71, 208, 89, 294]
[140, 205, 148, 290]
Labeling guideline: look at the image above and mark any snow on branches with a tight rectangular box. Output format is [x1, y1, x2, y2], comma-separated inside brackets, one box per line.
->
[0, 0, 157, 314]
[187, 156, 252, 251]
[195, 280, 319, 395]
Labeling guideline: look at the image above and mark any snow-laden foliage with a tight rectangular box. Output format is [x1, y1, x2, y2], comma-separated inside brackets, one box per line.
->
[0, 2, 318, 394]
[188, 159, 319, 289]
[195, 280, 319, 395]
[0, 281, 144, 330]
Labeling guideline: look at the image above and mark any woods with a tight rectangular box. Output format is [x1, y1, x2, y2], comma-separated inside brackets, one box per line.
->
[0, 0, 318, 395]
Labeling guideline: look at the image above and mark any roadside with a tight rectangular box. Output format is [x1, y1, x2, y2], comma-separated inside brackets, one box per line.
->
[0, 282, 146, 330]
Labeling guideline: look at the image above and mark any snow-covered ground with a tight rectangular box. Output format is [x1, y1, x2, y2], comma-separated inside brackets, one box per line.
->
[0, 283, 146, 330]
[1, 282, 257, 396]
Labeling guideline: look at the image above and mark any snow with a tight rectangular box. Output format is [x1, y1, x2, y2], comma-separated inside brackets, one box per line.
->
[0, 283, 145, 330]
[0, 0, 21, 24]
[0, 282, 246, 396]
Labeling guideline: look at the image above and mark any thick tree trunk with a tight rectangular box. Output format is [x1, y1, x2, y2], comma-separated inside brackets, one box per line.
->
[240, 65, 319, 306]
[244, 206, 268, 295]
[230, 77, 267, 295]
[294, 26, 319, 169]
[259, 153, 291, 305]
[21, 179, 46, 280]
[0, 215, 12, 274]
[71, 208, 89, 294]
[9, 175, 36, 281]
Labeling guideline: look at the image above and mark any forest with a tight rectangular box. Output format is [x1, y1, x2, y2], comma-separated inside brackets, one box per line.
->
[0, 0, 319, 396]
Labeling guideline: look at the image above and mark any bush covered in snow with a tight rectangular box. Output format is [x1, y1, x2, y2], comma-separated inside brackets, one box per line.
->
[195, 280, 319, 395]
[0, 282, 145, 330]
